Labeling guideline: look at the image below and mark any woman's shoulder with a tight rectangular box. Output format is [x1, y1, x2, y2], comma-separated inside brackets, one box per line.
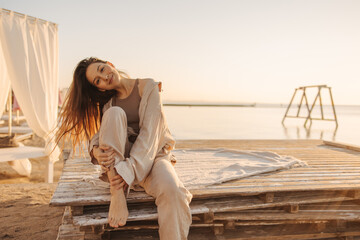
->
[138, 78, 158, 97]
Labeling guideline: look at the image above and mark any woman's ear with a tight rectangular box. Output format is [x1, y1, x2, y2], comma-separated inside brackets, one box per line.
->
[106, 61, 115, 68]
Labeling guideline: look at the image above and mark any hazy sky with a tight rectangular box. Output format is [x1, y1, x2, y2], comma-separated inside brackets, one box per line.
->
[1, 0, 360, 104]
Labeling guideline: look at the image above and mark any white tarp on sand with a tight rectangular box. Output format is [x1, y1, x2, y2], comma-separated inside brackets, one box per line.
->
[173, 148, 307, 189]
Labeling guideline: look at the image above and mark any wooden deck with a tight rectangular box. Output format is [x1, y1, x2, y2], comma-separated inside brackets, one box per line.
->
[50, 140, 360, 239]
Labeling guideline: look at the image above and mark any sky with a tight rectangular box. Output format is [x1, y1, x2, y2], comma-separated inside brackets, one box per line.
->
[1, 0, 360, 105]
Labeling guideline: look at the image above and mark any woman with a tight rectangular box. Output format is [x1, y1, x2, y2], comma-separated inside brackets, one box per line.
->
[56, 57, 192, 240]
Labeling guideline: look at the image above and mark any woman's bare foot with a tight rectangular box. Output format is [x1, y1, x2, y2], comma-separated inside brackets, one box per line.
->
[107, 167, 129, 227]
[108, 186, 129, 227]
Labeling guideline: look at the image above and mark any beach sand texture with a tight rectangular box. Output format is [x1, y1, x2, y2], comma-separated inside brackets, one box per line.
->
[0, 133, 65, 240]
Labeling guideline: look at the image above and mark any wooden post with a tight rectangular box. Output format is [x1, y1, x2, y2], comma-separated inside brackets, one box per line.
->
[259, 193, 274, 203]
[62, 206, 73, 224]
[283, 85, 338, 127]
[213, 225, 224, 235]
[225, 220, 236, 229]
[44, 157, 54, 183]
[303, 89, 311, 113]
[71, 206, 84, 216]
[318, 87, 324, 120]
[304, 87, 321, 127]
[329, 87, 338, 127]
[285, 204, 299, 213]
[201, 212, 214, 223]
[282, 88, 298, 124]
[296, 91, 305, 117]
[91, 225, 104, 235]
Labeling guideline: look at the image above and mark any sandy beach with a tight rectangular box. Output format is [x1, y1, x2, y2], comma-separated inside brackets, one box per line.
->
[0, 134, 65, 240]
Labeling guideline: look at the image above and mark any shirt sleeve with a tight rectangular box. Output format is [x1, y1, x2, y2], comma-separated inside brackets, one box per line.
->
[114, 85, 165, 187]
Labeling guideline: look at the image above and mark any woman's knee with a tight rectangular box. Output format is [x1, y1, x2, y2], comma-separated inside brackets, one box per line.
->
[157, 175, 189, 204]
[102, 107, 127, 122]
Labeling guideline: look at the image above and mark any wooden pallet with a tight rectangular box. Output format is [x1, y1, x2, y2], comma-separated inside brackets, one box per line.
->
[51, 140, 360, 239]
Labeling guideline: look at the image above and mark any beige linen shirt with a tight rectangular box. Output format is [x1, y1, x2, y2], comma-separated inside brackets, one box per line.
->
[88, 79, 176, 188]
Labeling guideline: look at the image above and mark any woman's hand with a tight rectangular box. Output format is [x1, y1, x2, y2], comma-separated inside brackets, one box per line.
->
[110, 174, 129, 191]
[93, 145, 115, 170]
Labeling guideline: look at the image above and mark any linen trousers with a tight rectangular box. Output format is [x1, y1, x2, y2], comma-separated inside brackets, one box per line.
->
[99, 107, 193, 240]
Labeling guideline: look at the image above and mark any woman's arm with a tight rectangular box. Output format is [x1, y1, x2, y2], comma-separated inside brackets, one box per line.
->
[92, 145, 116, 168]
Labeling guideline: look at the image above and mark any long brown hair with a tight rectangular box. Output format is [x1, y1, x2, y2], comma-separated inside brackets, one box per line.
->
[55, 57, 126, 151]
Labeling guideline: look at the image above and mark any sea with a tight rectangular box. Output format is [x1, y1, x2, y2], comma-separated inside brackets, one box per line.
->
[163, 104, 360, 146]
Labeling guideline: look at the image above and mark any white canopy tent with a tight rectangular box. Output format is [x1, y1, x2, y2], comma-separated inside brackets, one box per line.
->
[0, 8, 60, 182]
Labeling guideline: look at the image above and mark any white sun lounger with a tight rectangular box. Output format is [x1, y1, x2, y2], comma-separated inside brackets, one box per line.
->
[0, 145, 54, 183]
[0, 126, 33, 134]
[0, 115, 26, 122]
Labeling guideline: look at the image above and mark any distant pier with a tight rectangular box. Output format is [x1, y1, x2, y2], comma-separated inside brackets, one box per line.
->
[163, 103, 256, 107]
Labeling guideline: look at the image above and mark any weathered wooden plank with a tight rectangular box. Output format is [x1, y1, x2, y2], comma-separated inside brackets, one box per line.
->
[97, 222, 224, 232]
[324, 140, 360, 152]
[217, 179, 360, 189]
[52, 178, 360, 201]
[222, 231, 360, 240]
[54, 172, 360, 196]
[56, 173, 360, 192]
[51, 174, 360, 206]
[73, 203, 210, 226]
[232, 220, 329, 226]
[51, 180, 360, 206]
[56, 207, 85, 240]
[54, 173, 360, 193]
[214, 210, 360, 221]
[70, 192, 356, 229]
[109, 222, 360, 240]
[204, 192, 355, 214]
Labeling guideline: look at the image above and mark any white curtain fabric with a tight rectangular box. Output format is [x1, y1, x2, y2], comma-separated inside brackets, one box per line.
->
[0, 10, 60, 163]
[0, 39, 10, 117]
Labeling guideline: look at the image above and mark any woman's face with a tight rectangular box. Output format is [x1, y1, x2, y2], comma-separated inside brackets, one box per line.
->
[86, 62, 120, 91]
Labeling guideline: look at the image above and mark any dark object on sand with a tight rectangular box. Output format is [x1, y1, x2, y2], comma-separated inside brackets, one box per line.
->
[0, 134, 19, 148]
